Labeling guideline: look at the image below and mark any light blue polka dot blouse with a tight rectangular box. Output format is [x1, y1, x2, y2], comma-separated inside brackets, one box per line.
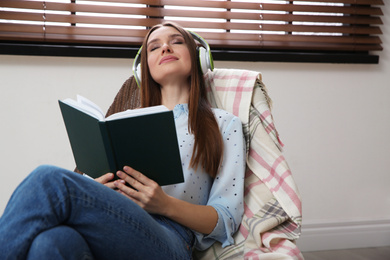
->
[162, 104, 246, 251]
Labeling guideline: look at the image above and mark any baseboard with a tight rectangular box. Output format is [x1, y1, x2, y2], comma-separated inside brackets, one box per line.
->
[297, 218, 390, 252]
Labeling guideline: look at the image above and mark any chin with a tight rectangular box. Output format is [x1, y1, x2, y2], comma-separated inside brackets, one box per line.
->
[153, 68, 191, 85]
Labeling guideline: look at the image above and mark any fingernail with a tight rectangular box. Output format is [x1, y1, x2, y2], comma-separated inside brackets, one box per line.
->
[117, 171, 122, 177]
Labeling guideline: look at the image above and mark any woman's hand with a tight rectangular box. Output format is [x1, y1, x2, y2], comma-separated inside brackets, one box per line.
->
[114, 166, 171, 215]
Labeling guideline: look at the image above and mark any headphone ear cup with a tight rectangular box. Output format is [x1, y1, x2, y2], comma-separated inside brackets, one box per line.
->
[198, 46, 209, 75]
[135, 63, 141, 86]
[189, 31, 213, 74]
[132, 46, 142, 88]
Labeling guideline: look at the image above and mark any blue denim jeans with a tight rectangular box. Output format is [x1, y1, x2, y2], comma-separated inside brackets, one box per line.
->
[0, 165, 194, 260]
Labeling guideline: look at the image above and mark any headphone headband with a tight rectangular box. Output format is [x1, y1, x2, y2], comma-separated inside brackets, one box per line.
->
[132, 30, 213, 88]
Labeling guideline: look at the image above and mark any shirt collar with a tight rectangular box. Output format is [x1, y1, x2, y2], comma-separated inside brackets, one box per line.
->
[173, 103, 189, 119]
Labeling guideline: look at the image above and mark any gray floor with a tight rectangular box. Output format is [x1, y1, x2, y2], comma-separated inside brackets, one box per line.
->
[302, 246, 390, 260]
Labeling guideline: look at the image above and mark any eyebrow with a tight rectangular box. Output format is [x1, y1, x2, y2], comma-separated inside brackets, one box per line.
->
[147, 33, 185, 48]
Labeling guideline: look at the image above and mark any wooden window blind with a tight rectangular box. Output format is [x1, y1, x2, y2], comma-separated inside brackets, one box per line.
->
[0, 0, 384, 63]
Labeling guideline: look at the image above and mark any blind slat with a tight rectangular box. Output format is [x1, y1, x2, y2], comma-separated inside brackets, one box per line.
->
[69, 0, 384, 15]
[1, 23, 381, 45]
[1, 1, 383, 24]
[271, 0, 383, 4]
[0, 1, 384, 19]
[2, 11, 382, 36]
[81, 0, 384, 6]
[0, 31, 379, 52]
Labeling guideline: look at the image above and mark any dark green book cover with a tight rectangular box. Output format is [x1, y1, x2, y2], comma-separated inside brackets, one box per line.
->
[59, 100, 184, 186]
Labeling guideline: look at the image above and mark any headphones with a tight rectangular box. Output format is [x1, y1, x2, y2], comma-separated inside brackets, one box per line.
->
[132, 30, 214, 87]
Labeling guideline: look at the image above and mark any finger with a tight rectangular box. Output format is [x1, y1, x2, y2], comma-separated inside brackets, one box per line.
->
[116, 171, 140, 191]
[116, 170, 146, 193]
[114, 179, 143, 201]
[116, 188, 143, 207]
[123, 166, 154, 186]
[95, 173, 114, 184]
[104, 180, 124, 189]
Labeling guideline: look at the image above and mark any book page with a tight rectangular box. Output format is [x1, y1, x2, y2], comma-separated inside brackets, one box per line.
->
[106, 105, 169, 121]
[61, 95, 169, 121]
[77, 95, 105, 120]
[61, 95, 105, 121]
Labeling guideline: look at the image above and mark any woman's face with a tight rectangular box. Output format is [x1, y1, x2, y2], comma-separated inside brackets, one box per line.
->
[146, 26, 192, 86]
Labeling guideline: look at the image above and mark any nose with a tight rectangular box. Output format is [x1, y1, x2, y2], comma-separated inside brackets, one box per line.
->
[161, 43, 172, 53]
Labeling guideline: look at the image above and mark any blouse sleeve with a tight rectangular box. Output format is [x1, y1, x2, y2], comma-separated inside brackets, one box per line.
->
[194, 111, 246, 250]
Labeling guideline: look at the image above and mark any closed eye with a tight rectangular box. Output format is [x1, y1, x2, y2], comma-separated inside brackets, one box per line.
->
[148, 44, 160, 52]
[171, 35, 185, 45]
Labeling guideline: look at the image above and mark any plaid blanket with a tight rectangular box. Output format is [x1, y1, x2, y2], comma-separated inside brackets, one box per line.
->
[194, 69, 303, 259]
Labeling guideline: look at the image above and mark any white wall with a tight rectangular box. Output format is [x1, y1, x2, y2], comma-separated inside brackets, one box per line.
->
[1, 3, 389, 252]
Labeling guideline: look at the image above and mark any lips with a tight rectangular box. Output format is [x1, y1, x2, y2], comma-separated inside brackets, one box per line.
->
[159, 55, 178, 65]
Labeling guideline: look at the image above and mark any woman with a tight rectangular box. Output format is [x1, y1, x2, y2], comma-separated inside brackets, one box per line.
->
[0, 22, 246, 260]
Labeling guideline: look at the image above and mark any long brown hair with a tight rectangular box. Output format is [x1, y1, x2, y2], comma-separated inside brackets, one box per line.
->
[139, 22, 223, 178]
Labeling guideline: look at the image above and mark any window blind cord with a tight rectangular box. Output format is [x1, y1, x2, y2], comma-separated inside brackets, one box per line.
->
[42, 1, 46, 41]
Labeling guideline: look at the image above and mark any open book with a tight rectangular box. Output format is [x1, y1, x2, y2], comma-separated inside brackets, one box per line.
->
[59, 95, 184, 186]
